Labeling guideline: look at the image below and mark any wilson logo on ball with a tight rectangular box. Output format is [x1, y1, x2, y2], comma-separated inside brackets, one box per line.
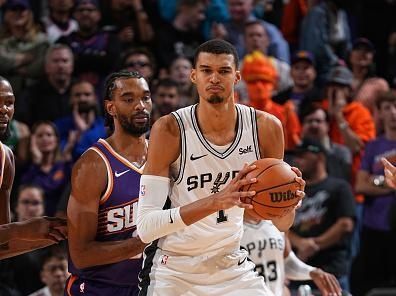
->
[269, 190, 296, 202]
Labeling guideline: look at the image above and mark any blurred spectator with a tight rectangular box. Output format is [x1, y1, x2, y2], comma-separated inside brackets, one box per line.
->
[151, 78, 180, 123]
[168, 56, 196, 107]
[55, 80, 106, 161]
[326, 65, 375, 187]
[57, 0, 121, 95]
[348, 38, 376, 91]
[154, 0, 206, 69]
[288, 138, 356, 292]
[300, 0, 352, 85]
[0, 184, 48, 295]
[386, 30, 396, 87]
[4, 118, 30, 166]
[241, 51, 300, 149]
[299, 105, 352, 182]
[120, 47, 156, 87]
[41, 0, 78, 44]
[244, 20, 292, 94]
[157, 0, 229, 40]
[354, 91, 396, 296]
[21, 121, 72, 216]
[101, 0, 154, 49]
[17, 44, 73, 124]
[354, 78, 390, 133]
[29, 245, 68, 296]
[273, 50, 321, 114]
[0, 0, 49, 99]
[281, 0, 310, 52]
[213, 0, 289, 63]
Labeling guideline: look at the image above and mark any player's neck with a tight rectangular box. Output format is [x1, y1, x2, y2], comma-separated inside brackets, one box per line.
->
[196, 100, 237, 134]
[106, 131, 147, 160]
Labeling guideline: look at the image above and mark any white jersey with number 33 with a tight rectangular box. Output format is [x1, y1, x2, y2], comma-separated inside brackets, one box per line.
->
[241, 221, 286, 296]
[158, 104, 260, 256]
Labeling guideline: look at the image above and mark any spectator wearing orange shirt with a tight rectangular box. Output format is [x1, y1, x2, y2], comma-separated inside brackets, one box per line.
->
[241, 50, 301, 149]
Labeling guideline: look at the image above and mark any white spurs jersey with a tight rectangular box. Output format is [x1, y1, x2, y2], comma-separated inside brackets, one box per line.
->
[158, 104, 260, 256]
[241, 221, 286, 296]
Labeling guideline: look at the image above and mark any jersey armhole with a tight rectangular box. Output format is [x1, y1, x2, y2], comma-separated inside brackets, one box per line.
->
[250, 108, 261, 160]
[88, 147, 114, 205]
[171, 112, 186, 184]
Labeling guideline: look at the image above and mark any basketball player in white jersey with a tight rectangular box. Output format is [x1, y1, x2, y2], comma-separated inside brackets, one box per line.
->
[382, 157, 396, 189]
[136, 39, 305, 296]
[0, 76, 67, 259]
[242, 211, 342, 296]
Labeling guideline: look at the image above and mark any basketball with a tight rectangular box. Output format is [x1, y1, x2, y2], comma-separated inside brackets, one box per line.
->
[241, 158, 300, 219]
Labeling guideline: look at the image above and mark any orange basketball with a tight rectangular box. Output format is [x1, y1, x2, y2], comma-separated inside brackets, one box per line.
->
[241, 158, 300, 219]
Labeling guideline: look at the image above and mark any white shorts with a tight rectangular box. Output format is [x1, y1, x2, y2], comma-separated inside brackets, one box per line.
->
[139, 248, 274, 296]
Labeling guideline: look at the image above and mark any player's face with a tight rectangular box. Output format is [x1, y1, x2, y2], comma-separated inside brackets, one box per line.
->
[191, 52, 240, 105]
[16, 187, 44, 222]
[0, 80, 15, 141]
[107, 77, 152, 136]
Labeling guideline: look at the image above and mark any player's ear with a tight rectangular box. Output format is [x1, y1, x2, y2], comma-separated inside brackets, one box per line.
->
[235, 70, 241, 84]
[190, 69, 197, 84]
[105, 99, 116, 117]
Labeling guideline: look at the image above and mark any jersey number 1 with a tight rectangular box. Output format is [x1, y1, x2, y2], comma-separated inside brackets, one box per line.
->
[217, 210, 228, 223]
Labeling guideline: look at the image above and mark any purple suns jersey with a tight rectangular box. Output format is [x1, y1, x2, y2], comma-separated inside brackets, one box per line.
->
[68, 139, 144, 287]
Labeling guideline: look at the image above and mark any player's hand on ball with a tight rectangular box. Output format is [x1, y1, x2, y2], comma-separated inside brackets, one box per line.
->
[310, 268, 342, 296]
[212, 163, 257, 210]
[291, 166, 305, 204]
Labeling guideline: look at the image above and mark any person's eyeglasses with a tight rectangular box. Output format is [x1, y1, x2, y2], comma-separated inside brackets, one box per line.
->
[125, 61, 150, 68]
[19, 200, 43, 206]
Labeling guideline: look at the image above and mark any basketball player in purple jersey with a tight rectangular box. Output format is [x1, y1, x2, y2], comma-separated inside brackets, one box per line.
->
[0, 76, 67, 259]
[66, 71, 150, 295]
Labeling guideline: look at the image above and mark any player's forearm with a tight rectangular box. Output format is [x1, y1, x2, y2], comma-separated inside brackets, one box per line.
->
[70, 237, 146, 269]
[179, 196, 219, 225]
[0, 238, 55, 260]
[313, 218, 354, 250]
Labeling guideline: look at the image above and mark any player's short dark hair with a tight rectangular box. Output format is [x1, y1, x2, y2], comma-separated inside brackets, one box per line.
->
[103, 70, 143, 132]
[376, 91, 396, 110]
[193, 39, 239, 69]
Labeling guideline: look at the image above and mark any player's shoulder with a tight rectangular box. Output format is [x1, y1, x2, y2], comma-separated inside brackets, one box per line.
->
[254, 109, 283, 134]
[72, 147, 106, 177]
[151, 114, 180, 139]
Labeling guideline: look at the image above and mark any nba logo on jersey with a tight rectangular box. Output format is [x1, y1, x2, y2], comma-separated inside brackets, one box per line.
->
[140, 185, 146, 196]
[160, 255, 169, 265]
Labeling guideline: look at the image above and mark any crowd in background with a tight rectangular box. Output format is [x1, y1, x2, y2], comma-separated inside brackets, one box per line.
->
[0, 0, 395, 295]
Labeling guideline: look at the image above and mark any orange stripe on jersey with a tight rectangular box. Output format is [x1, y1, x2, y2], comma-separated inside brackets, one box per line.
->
[89, 147, 114, 205]
[98, 139, 144, 174]
[66, 275, 78, 296]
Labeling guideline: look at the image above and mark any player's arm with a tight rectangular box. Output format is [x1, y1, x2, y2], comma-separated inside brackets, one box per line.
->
[67, 150, 146, 269]
[0, 146, 14, 225]
[0, 216, 67, 259]
[137, 115, 257, 243]
[256, 111, 305, 224]
[283, 234, 342, 295]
